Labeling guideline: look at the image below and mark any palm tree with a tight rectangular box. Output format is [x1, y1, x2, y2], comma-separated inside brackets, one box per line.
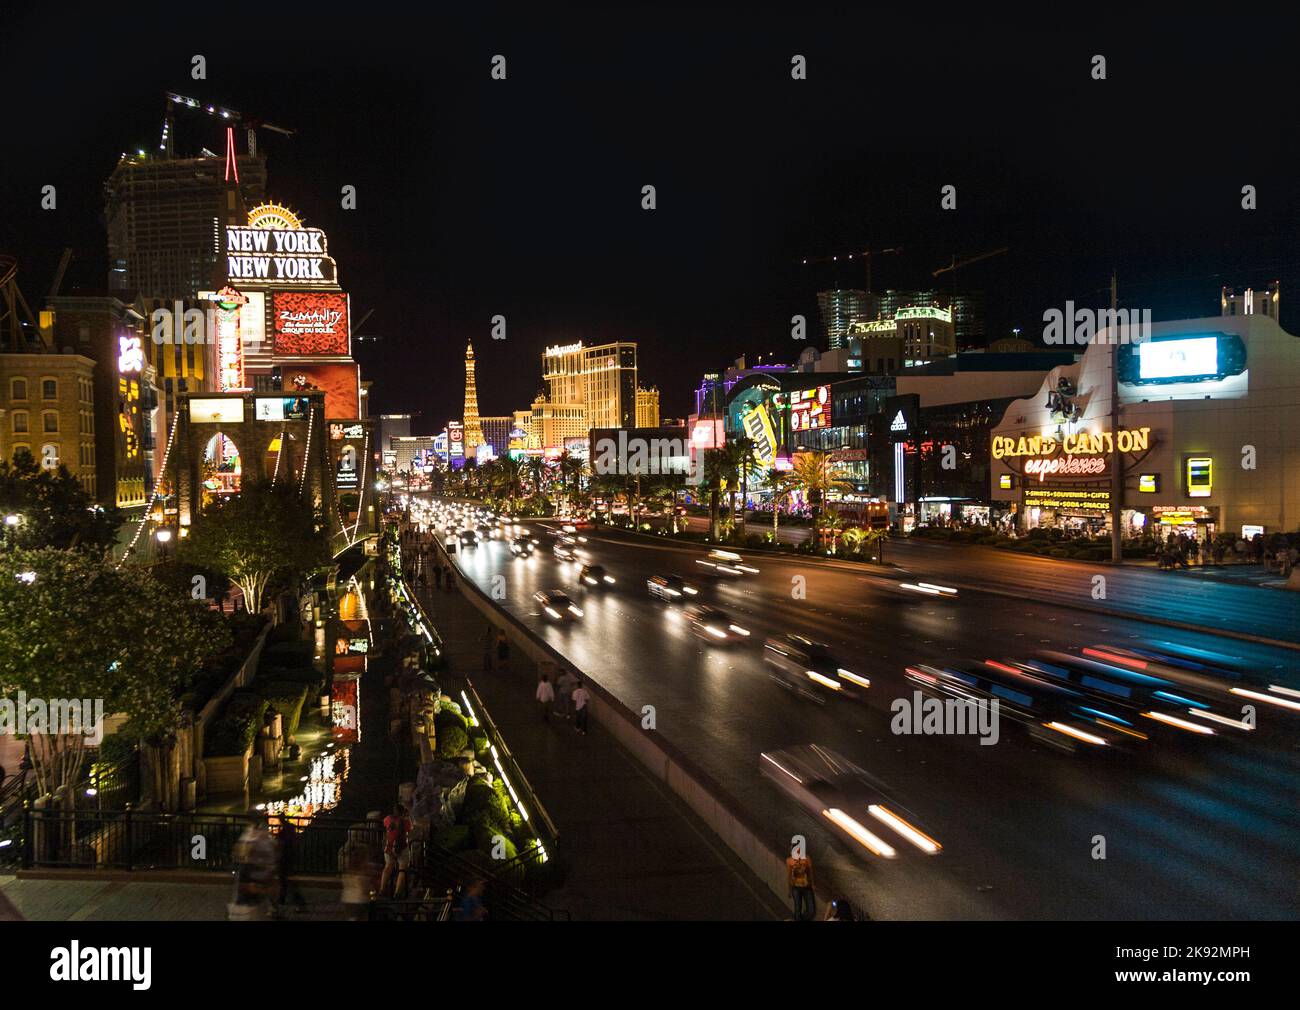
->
[840, 525, 866, 557]
[730, 435, 757, 540]
[765, 466, 795, 543]
[790, 451, 852, 549]
[527, 455, 546, 497]
[703, 448, 727, 540]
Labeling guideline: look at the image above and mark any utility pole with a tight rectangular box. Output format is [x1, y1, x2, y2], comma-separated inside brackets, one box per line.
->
[1109, 270, 1123, 564]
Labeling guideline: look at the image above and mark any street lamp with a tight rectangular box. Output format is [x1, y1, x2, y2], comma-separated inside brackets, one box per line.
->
[154, 527, 173, 560]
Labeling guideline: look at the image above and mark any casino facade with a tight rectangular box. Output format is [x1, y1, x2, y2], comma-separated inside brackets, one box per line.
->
[990, 307, 1300, 542]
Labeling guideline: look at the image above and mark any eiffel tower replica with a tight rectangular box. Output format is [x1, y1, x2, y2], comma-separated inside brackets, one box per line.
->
[462, 339, 484, 453]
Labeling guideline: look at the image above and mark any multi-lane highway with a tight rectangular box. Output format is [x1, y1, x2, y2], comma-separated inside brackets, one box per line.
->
[680, 515, 1300, 645]
[433, 506, 1300, 919]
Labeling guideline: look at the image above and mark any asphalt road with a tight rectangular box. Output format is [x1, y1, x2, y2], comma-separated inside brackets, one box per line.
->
[680, 516, 1300, 645]
[434, 509, 1300, 919]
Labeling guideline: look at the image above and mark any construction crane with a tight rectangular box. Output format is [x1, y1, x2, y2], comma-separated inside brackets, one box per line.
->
[162, 92, 295, 159]
[932, 247, 1008, 278]
[800, 246, 902, 293]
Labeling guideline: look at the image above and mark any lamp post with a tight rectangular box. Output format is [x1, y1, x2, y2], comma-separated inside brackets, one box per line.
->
[154, 526, 173, 561]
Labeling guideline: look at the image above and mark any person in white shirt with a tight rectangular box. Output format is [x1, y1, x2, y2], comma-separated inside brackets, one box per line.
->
[535, 674, 555, 722]
[571, 680, 590, 735]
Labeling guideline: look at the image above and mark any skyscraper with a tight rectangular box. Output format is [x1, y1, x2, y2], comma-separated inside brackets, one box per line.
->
[463, 340, 484, 451]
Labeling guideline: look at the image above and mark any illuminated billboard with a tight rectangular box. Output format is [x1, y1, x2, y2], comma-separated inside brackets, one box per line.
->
[743, 403, 778, 468]
[226, 225, 337, 287]
[254, 396, 312, 422]
[448, 421, 464, 459]
[1186, 457, 1213, 497]
[1138, 336, 1218, 381]
[272, 291, 350, 357]
[284, 363, 359, 420]
[789, 386, 830, 432]
[189, 398, 244, 424]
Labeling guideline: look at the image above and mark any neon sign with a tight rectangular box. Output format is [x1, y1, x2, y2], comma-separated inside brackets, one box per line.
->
[992, 427, 1151, 459]
[117, 334, 144, 374]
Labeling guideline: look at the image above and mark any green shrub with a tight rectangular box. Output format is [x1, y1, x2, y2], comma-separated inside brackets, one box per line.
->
[431, 824, 472, 853]
[257, 680, 309, 739]
[469, 732, 489, 753]
[435, 708, 469, 733]
[205, 693, 269, 756]
[438, 724, 469, 758]
[1048, 547, 1070, 558]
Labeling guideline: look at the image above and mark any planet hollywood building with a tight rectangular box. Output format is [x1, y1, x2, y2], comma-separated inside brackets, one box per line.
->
[989, 301, 1300, 541]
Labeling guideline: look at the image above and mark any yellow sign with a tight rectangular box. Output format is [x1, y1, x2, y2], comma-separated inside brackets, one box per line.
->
[992, 427, 1151, 459]
[1186, 457, 1212, 497]
[1023, 487, 1111, 513]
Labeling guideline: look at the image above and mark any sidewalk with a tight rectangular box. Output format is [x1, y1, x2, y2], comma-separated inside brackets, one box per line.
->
[415, 577, 783, 920]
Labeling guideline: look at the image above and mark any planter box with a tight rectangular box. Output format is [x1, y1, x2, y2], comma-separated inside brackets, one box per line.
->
[203, 751, 250, 798]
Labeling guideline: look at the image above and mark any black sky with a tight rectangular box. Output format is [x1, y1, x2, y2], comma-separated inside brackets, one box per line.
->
[4, 7, 1300, 430]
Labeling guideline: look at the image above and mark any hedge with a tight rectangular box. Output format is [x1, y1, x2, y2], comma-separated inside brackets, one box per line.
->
[257, 680, 310, 739]
[435, 708, 469, 734]
[431, 824, 472, 853]
[205, 692, 270, 756]
[438, 725, 469, 759]
[262, 641, 314, 666]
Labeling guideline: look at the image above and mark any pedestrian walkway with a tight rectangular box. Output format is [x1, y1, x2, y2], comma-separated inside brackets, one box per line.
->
[0, 873, 346, 921]
[415, 572, 783, 920]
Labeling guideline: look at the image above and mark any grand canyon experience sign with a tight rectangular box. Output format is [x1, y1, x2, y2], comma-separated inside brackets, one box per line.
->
[992, 427, 1152, 483]
[226, 226, 338, 286]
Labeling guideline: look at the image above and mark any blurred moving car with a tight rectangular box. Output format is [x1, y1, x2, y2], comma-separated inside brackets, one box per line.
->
[552, 542, 578, 562]
[458, 530, 479, 548]
[646, 574, 699, 602]
[534, 589, 584, 621]
[904, 661, 1147, 754]
[509, 536, 534, 557]
[685, 604, 750, 644]
[695, 549, 760, 577]
[579, 564, 616, 588]
[764, 634, 870, 702]
[760, 744, 942, 860]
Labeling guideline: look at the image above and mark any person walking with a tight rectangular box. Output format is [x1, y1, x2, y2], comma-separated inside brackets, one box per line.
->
[556, 668, 578, 720]
[444, 566, 455, 592]
[275, 817, 308, 915]
[380, 803, 413, 900]
[535, 674, 555, 723]
[433, 565, 443, 590]
[571, 679, 590, 735]
[787, 851, 815, 921]
[495, 631, 511, 674]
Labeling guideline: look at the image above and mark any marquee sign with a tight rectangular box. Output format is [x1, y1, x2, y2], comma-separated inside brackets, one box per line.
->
[992, 427, 1151, 460]
[226, 226, 337, 286]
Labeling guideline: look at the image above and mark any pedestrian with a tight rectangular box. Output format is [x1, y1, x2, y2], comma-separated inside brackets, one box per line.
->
[444, 566, 455, 592]
[434, 565, 443, 590]
[787, 850, 815, 921]
[571, 678, 590, 735]
[495, 631, 511, 673]
[536, 674, 555, 722]
[556, 668, 578, 720]
[380, 803, 413, 900]
[453, 878, 488, 921]
[275, 816, 308, 915]
[342, 837, 378, 921]
[230, 817, 277, 919]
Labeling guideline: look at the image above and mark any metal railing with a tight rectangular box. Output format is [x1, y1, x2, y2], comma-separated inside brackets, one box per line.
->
[20, 808, 381, 874]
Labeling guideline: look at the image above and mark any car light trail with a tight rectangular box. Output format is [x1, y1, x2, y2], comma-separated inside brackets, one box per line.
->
[1231, 686, 1300, 711]
[1141, 710, 1215, 734]
[823, 808, 897, 858]
[1044, 721, 1108, 746]
[868, 804, 943, 854]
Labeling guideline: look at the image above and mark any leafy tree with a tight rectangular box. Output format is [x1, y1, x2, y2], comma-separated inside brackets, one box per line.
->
[0, 448, 122, 555]
[790, 451, 851, 548]
[0, 548, 230, 802]
[181, 481, 328, 614]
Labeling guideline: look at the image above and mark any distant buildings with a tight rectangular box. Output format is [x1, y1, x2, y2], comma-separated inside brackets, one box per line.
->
[635, 386, 660, 427]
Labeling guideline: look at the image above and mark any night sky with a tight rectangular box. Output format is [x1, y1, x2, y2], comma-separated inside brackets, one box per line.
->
[4, 7, 1300, 429]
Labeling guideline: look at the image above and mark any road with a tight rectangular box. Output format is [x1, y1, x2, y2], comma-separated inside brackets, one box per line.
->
[436, 510, 1300, 919]
[680, 515, 1300, 645]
